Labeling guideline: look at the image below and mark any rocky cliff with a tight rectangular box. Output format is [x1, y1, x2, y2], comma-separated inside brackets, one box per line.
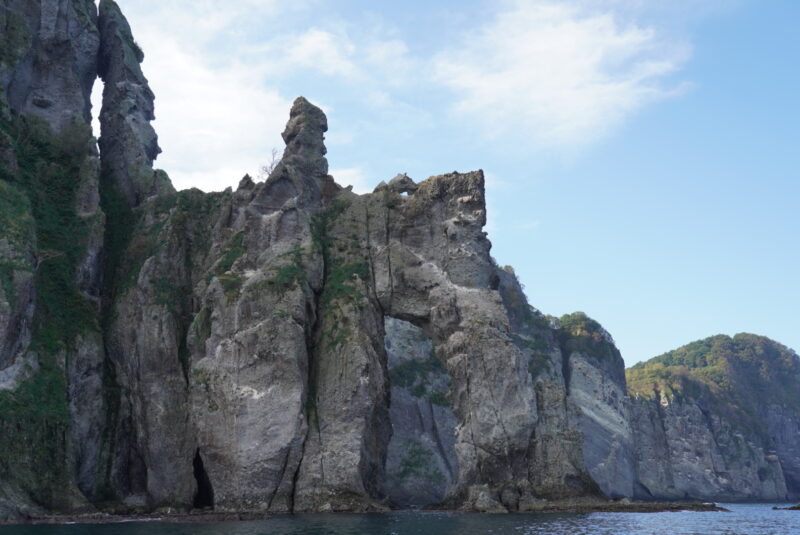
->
[557, 313, 635, 500]
[627, 334, 800, 502]
[1, 0, 107, 520]
[0, 0, 798, 522]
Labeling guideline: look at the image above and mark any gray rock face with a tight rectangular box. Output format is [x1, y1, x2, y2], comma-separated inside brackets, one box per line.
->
[627, 334, 800, 502]
[100, 97, 601, 513]
[97, 0, 173, 207]
[493, 269, 599, 504]
[1, 0, 99, 130]
[0, 0, 110, 516]
[631, 392, 788, 501]
[384, 317, 458, 506]
[765, 406, 800, 496]
[556, 313, 635, 499]
[567, 352, 634, 499]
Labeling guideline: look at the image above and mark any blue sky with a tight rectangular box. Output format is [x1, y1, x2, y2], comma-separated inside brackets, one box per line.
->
[100, 0, 800, 365]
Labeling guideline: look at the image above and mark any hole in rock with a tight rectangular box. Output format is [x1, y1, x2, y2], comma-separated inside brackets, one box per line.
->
[90, 76, 104, 139]
[383, 317, 458, 507]
[192, 449, 214, 509]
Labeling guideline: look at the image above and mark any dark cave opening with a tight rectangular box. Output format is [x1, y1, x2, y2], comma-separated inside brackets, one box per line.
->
[193, 449, 214, 509]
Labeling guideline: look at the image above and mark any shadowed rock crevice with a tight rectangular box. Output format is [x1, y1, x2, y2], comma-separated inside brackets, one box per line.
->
[192, 450, 214, 509]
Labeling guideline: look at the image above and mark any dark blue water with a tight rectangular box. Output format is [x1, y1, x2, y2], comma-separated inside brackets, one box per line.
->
[2, 504, 799, 535]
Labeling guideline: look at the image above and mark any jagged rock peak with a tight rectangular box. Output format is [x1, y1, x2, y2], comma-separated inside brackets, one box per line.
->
[252, 96, 337, 211]
[388, 173, 417, 193]
[282, 96, 328, 159]
[97, 0, 173, 207]
[98, 0, 147, 85]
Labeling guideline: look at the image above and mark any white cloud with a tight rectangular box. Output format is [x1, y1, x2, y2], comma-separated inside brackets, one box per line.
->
[94, 2, 421, 192]
[433, 0, 691, 148]
[281, 29, 359, 78]
[93, 1, 295, 192]
[331, 167, 374, 194]
[138, 40, 289, 192]
[91, 0, 699, 194]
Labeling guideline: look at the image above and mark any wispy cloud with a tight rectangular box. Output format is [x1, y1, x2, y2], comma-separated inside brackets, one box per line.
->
[96, 0, 700, 192]
[433, 0, 691, 148]
[93, 0, 295, 192]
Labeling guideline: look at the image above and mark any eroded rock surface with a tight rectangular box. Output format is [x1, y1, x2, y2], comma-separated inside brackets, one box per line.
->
[0, 0, 109, 519]
[1, 0, 99, 130]
[628, 334, 800, 502]
[98, 96, 604, 512]
[384, 317, 458, 506]
[631, 392, 788, 501]
[558, 313, 635, 499]
[97, 0, 172, 207]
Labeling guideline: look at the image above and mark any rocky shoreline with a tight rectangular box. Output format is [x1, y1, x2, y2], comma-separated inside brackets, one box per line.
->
[2, 501, 729, 526]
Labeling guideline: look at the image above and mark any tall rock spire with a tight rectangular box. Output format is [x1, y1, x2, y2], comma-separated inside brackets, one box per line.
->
[251, 96, 339, 212]
[97, 0, 172, 207]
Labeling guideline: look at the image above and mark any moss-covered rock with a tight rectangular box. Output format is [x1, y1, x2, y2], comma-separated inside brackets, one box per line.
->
[0, 109, 103, 511]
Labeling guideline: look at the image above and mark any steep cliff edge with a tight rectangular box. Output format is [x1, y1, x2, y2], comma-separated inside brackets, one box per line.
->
[627, 334, 800, 501]
[0, 0, 107, 522]
[557, 312, 635, 500]
[101, 104, 602, 512]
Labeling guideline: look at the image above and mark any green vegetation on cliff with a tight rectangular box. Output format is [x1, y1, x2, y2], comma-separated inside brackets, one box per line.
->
[627, 333, 800, 442]
[389, 349, 450, 406]
[0, 180, 34, 308]
[0, 113, 99, 508]
[627, 334, 800, 406]
[556, 312, 621, 364]
[0, 9, 30, 67]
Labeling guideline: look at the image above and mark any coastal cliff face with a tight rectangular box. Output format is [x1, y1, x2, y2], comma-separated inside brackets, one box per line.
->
[557, 313, 635, 500]
[0, 0, 599, 516]
[627, 334, 800, 502]
[0, 0, 107, 520]
[1, 0, 799, 522]
[105, 111, 602, 513]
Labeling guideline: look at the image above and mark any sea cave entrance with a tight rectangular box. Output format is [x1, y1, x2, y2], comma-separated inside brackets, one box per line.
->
[192, 449, 215, 509]
[383, 317, 459, 507]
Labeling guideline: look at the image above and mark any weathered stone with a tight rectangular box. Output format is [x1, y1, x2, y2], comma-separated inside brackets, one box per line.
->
[627, 334, 800, 502]
[557, 312, 635, 499]
[0, 0, 109, 515]
[97, 0, 173, 207]
[0, 181, 36, 373]
[631, 392, 788, 501]
[1, 0, 99, 131]
[383, 317, 458, 507]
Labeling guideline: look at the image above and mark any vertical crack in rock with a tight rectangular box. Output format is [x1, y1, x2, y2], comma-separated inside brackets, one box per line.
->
[192, 449, 214, 509]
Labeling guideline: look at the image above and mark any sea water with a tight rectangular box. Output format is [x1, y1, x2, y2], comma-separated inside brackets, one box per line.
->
[1, 503, 798, 535]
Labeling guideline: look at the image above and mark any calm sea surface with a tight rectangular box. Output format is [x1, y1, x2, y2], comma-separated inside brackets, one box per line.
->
[2, 504, 799, 535]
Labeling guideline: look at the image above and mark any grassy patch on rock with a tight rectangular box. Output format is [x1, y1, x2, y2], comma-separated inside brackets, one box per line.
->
[0, 112, 100, 507]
